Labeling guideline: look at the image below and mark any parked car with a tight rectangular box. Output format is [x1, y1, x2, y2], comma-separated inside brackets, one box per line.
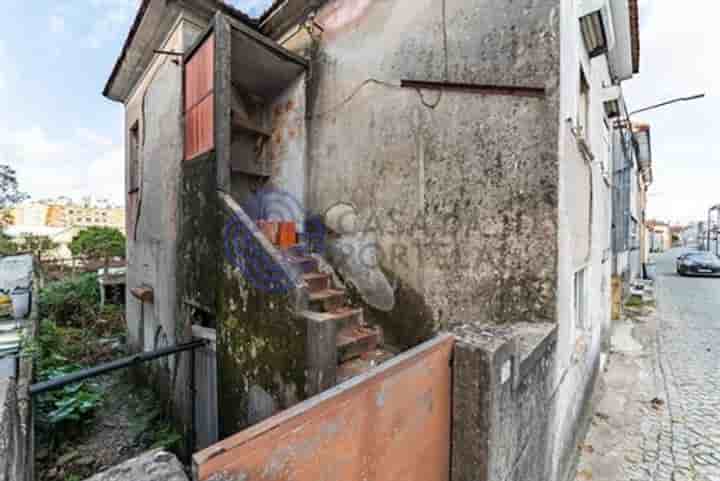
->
[676, 252, 720, 276]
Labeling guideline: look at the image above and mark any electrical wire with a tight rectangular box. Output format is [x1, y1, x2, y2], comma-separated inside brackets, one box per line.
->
[307, 0, 450, 118]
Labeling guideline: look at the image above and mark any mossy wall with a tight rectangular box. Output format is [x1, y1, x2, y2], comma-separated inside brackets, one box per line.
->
[216, 260, 307, 437]
[178, 153, 221, 333]
[216, 202, 309, 437]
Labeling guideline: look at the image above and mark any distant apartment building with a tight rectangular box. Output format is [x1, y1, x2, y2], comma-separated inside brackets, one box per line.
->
[10, 200, 125, 233]
[61, 205, 125, 231]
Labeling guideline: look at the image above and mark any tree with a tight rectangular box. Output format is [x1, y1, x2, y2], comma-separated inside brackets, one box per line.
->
[21, 234, 58, 264]
[0, 233, 19, 256]
[0, 165, 27, 227]
[69, 227, 126, 274]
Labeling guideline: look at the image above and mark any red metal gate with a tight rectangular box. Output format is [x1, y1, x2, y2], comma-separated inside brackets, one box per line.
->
[194, 334, 454, 481]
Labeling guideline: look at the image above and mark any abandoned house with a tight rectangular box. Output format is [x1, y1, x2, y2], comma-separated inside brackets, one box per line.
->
[100, 0, 642, 479]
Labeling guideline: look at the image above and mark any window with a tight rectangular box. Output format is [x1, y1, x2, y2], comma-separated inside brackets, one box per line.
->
[129, 121, 140, 192]
[574, 268, 588, 330]
[578, 68, 590, 140]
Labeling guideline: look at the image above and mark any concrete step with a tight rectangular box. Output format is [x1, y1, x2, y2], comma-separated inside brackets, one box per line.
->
[309, 289, 346, 312]
[337, 325, 381, 363]
[284, 243, 309, 257]
[337, 349, 395, 383]
[299, 308, 364, 330]
[303, 272, 331, 293]
[286, 255, 318, 274]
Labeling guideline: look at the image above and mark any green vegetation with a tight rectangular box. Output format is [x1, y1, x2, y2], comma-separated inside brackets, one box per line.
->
[0, 164, 27, 227]
[31, 275, 125, 449]
[32, 319, 106, 448]
[0, 232, 19, 256]
[38, 274, 100, 327]
[625, 296, 645, 308]
[69, 226, 126, 272]
[20, 234, 58, 264]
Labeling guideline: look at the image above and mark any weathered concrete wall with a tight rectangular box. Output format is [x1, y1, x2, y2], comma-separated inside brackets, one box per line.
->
[124, 13, 207, 435]
[215, 195, 308, 437]
[0, 378, 24, 481]
[451, 323, 557, 481]
[277, 0, 562, 339]
[0, 289, 37, 481]
[552, 0, 614, 479]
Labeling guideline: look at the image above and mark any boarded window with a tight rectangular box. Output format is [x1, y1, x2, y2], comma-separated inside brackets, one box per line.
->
[185, 34, 215, 161]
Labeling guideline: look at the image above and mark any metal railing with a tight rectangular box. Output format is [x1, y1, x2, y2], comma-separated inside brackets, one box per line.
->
[30, 339, 208, 462]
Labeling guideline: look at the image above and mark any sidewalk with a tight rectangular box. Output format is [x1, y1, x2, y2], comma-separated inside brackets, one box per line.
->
[576, 292, 668, 481]
[576, 274, 720, 481]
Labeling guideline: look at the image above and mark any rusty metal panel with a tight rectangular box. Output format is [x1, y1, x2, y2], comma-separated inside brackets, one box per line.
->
[185, 33, 215, 160]
[194, 334, 454, 481]
[185, 95, 214, 160]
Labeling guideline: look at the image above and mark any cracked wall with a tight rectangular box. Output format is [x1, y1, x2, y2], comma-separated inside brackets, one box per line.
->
[278, 0, 562, 335]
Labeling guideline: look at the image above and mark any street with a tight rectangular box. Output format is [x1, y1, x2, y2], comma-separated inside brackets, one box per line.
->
[578, 248, 720, 481]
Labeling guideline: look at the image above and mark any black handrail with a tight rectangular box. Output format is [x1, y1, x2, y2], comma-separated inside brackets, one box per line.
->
[30, 339, 208, 461]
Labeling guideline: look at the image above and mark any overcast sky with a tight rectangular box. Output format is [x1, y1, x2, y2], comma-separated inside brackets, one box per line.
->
[624, 0, 716, 224]
[0, 0, 713, 224]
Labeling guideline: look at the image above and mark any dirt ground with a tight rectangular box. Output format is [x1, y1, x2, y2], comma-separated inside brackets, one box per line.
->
[36, 371, 182, 481]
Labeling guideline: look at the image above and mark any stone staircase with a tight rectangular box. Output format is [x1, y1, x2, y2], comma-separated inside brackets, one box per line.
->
[284, 246, 394, 385]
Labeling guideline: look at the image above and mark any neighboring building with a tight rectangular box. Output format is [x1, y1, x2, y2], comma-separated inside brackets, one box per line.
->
[610, 118, 653, 321]
[611, 120, 653, 303]
[3, 225, 80, 260]
[10, 201, 125, 233]
[62, 205, 125, 231]
[648, 222, 672, 252]
[104, 0, 640, 478]
[10, 203, 49, 227]
[681, 222, 702, 247]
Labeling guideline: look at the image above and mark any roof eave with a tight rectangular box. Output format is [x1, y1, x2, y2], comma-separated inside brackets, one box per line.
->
[103, 0, 151, 102]
[103, 0, 258, 103]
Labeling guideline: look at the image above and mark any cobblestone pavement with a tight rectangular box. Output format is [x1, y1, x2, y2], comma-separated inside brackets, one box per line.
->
[577, 248, 720, 481]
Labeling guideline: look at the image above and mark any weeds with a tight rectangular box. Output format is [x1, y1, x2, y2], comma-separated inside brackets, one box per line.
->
[38, 274, 100, 327]
[33, 320, 106, 449]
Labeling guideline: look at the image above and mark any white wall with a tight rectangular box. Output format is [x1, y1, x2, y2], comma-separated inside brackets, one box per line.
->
[554, 0, 617, 478]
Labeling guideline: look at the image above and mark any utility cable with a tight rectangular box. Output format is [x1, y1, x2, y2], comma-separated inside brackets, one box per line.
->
[307, 0, 450, 118]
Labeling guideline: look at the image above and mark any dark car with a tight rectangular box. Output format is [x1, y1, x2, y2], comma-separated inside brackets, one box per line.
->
[676, 252, 720, 276]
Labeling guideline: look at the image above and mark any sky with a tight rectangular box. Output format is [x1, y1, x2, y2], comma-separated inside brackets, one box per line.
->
[0, 0, 714, 223]
[624, 0, 718, 224]
[0, 0, 273, 206]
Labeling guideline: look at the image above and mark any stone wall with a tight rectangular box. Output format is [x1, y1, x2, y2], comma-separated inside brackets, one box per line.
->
[451, 323, 558, 481]
[123, 14, 208, 437]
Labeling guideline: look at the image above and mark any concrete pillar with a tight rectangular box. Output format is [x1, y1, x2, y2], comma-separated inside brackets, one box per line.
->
[450, 323, 557, 481]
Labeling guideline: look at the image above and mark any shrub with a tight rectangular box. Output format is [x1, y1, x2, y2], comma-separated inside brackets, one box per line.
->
[38, 274, 100, 326]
